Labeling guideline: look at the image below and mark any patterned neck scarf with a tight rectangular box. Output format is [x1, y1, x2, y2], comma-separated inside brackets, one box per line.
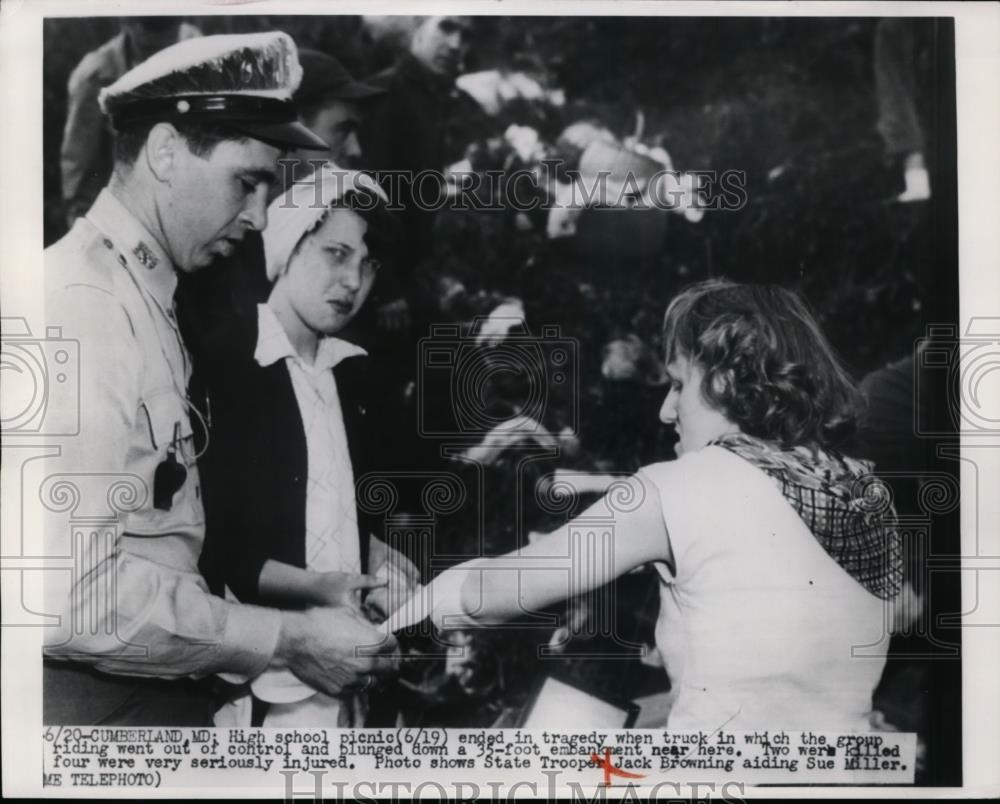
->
[708, 433, 903, 600]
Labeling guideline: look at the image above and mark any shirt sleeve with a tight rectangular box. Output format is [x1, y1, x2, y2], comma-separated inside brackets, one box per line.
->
[46, 282, 139, 481]
[46, 549, 282, 680]
[43, 282, 282, 680]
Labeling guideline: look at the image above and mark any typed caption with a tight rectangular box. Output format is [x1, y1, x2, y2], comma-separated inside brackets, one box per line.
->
[42, 727, 916, 790]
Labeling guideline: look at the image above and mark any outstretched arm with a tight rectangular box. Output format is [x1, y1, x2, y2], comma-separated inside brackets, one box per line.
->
[429, 474, 672, 628]
[258, 560, 385, 609]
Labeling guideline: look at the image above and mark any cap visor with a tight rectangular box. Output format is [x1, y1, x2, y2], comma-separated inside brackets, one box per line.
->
[232, 120, 330, 151]
[330, 79, 386, 100]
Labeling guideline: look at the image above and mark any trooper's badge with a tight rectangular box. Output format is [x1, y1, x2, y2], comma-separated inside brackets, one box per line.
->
[133, 241, 159, 270]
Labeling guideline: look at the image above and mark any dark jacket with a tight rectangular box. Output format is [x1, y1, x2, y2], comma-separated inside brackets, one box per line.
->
[195, 310, 378, 605]
[175, 231, 271, 366]
[360, 54, 490, 306]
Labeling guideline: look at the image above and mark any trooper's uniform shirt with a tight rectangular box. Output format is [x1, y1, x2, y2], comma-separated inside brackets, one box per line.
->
[44, 189, 282, 679]
[41, 30, 330, 725]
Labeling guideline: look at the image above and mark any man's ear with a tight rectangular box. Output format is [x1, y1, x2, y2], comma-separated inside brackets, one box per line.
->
[144, 122, 183, 183]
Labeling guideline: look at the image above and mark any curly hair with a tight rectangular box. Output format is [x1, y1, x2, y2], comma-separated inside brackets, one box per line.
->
[661, 279, 863, 449]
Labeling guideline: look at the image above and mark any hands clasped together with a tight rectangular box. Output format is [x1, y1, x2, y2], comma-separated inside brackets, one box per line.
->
[269, 536, 421, 699]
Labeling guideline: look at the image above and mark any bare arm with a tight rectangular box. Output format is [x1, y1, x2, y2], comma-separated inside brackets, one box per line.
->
[258, 560, 384, 609]
[430, 474, 672, 627]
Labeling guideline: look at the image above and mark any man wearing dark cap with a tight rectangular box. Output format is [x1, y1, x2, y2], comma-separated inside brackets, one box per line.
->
[43, 32, 399, 727]
[291, 48, 384, 173]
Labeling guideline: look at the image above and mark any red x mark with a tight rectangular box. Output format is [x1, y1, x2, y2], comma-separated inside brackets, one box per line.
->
[590, 748, 646, 786]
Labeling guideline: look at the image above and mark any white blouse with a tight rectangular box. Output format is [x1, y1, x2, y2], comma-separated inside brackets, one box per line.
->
[640, 446, 892, 732]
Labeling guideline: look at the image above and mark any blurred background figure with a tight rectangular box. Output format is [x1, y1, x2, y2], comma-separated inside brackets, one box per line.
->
[361, 15, 489, 337]
[411, 14, 469, 77]
[874, 18, 931, 203]
[284, 49, 384, 177]
[351, 15, 491, 484]
[59, 17, 201, 227]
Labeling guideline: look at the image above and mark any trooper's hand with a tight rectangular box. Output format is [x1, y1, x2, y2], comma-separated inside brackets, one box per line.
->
[276, 606, 399, 696]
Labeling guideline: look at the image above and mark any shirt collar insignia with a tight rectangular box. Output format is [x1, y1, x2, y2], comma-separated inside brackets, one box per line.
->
[133, 241, 160, 270]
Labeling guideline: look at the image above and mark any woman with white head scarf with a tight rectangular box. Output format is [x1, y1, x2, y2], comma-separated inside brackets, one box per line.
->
[199, 164, 418, 727]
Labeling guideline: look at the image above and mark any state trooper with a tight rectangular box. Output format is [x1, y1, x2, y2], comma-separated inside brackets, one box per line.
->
[43, 31, 399, 726]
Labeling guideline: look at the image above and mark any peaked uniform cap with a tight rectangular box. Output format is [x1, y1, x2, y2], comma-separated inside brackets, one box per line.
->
[98, 32, 328, 150]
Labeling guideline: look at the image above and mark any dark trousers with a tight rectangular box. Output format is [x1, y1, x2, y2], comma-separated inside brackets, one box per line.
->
[43, 660, 213, 726]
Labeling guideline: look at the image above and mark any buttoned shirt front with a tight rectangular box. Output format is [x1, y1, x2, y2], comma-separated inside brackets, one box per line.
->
[43, 188, 282, 680]
[254, 303, 366, 578]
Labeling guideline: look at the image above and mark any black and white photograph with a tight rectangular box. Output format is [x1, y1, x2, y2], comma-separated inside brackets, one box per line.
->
[1, 0, 998, 799]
